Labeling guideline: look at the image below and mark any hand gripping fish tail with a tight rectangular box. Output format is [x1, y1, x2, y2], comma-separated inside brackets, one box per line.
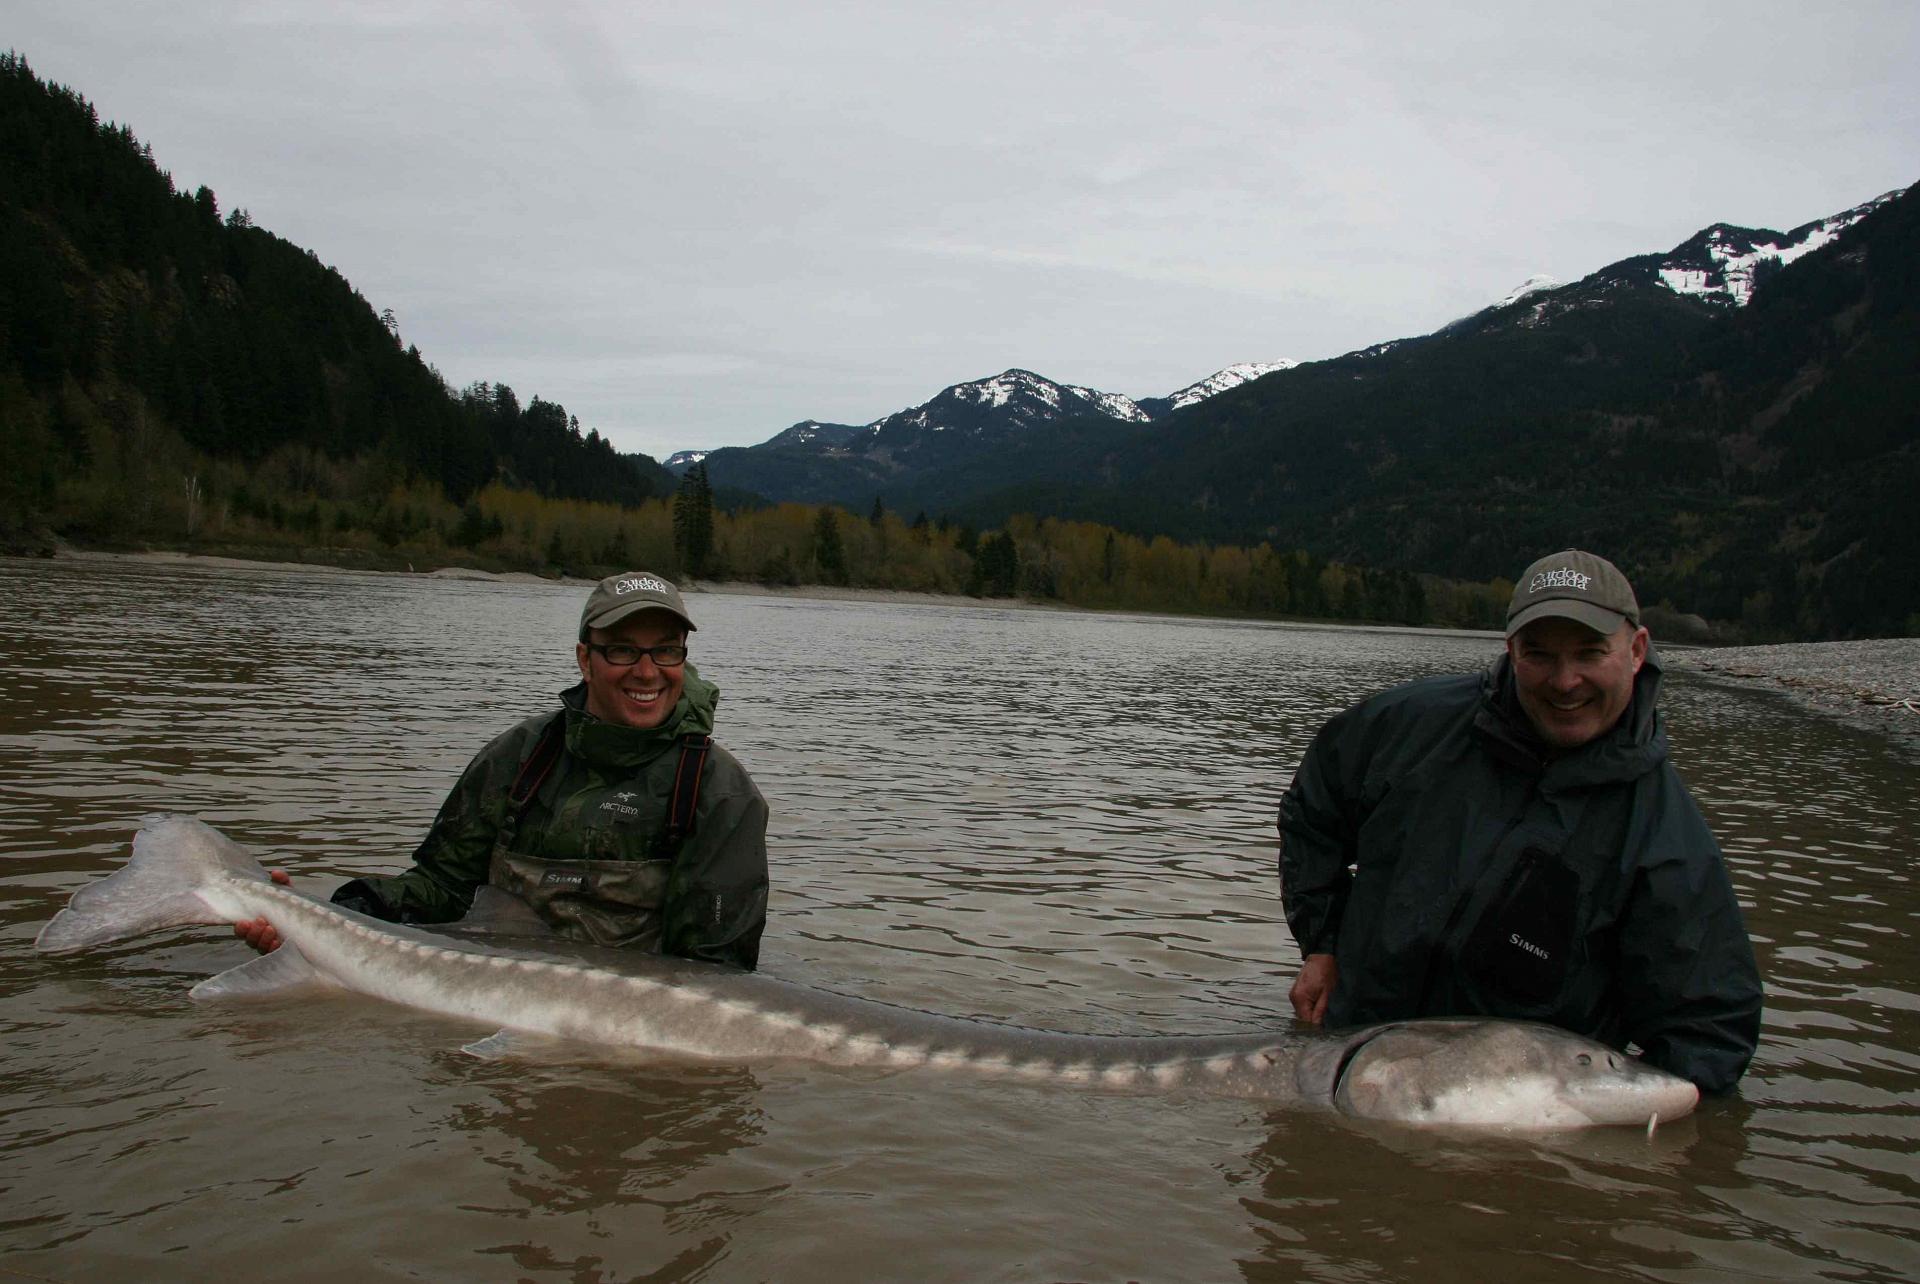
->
[37, 816, 1701, 1133]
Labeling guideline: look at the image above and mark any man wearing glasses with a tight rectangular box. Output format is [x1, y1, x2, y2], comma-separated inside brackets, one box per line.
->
[236, 571, 769, 969]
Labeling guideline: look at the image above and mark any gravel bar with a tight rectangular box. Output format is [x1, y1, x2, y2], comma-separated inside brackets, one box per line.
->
[1666, 637, 1920, 752]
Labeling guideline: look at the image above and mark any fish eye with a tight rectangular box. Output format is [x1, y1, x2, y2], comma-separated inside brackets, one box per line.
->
[1576, 1053, 1592, 1067]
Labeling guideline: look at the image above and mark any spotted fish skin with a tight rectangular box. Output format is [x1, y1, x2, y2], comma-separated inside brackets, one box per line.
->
[36, 816, 1701, 1130]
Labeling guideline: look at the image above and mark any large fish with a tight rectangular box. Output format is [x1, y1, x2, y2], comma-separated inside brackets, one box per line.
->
[37, 816, 1699, 1131]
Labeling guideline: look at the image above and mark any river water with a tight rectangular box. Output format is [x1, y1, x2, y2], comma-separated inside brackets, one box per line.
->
[1, 556, 1915, 1282]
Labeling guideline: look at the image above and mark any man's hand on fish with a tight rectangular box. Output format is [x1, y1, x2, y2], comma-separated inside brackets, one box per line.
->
[1291, 952, 1337, 1025]
[233, 868, 292, 953]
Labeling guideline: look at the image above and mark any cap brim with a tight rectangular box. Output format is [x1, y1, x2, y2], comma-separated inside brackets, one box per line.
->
[1506, 599, 1627, 638]
[585, 602, 696, 632]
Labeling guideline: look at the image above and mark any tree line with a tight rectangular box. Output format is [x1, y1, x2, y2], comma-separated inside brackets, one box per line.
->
[30, 438, 1511, 630]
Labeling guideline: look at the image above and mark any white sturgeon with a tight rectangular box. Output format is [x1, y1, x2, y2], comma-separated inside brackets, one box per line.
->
[36, 816, 1700, 1131]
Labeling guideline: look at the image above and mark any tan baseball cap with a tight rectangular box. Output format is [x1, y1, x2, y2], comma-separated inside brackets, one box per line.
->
[579, 571, 696, 634]
[1506, 549, 1640, 637]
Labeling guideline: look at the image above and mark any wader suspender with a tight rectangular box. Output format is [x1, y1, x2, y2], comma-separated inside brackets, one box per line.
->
[661, 733, 712, 852]
[503, 713, 712, 853]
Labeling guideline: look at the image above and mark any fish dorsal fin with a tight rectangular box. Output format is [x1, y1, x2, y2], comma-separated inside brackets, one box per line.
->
[447, 886, 554, 938]
[189, 944, 331, 1001]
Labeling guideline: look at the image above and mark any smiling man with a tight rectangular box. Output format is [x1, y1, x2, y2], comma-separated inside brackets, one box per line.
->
[238, 571, 769, 969]
[1277, 550, 1761, 1092]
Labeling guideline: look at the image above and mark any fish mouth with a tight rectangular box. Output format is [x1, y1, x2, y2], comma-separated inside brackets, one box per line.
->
[1580, 1072, 1699, 1128]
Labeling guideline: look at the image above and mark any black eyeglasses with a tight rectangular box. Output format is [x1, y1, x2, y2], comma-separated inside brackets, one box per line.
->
[584, 643, 688, 668]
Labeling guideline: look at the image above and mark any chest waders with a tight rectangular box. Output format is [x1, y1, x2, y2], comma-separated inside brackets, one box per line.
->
[487, 713, 712, 949]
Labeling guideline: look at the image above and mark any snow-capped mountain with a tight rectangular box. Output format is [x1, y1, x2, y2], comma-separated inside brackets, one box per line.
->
[864, 368, 1150, 440]
[678, 361, 1297, 507]
[683, 363, 1293, 466]
[1472, 190, 1905, 336]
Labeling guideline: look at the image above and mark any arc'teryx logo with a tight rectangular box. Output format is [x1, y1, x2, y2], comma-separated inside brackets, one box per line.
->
[615, 575, 669, 596]
[1528, 568, 1592, 594]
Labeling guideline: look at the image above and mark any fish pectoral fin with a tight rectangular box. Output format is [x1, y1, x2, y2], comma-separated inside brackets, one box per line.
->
[461, 1029, 551, 1060]
[446, 886, 554, 938]
[190, 944, 333, 1001]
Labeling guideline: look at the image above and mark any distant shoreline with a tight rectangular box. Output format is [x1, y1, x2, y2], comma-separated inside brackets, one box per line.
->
[36, 548, 1920, 752]
[46, 547, 1500, 638]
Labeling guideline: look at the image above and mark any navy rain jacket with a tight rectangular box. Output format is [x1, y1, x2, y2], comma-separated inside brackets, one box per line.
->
[1278, 650, 1762, 1092]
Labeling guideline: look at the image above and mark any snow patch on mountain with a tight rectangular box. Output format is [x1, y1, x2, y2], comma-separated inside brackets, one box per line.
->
[958, 371, 1052, 411]
[1651, 190, 1901, 306]
[1067, 383, 1152, 422]
[1495, 275, 1562, 308]
[1165, 361, 1297, 410]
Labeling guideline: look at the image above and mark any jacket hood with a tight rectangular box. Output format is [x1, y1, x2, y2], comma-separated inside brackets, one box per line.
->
[1477, 646, 1669, 787]
[559, 664, 718, 766]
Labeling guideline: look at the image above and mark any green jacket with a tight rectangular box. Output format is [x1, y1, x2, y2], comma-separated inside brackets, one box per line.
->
[1278, 650, 1761, 1092]
[341, 669, 769, 970]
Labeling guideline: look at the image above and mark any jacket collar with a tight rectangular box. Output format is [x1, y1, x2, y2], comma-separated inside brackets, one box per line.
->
[557, 665, 719, 766]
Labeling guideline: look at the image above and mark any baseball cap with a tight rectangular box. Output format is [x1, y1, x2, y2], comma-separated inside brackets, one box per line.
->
[1505, 549, 1640, 638]
[579, 571, 696, 634]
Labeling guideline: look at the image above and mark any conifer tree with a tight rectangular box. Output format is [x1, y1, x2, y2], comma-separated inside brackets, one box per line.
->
[673, 462, 714, 575]
[812, 507, 846, 584]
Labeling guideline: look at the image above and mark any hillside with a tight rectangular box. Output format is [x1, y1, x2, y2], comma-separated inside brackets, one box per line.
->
[0, 53, 674, 551]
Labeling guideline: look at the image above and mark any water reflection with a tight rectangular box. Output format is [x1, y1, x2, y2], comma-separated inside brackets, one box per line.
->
[448, 1059, 767, 1279]
[2, 557, 1917, 1281]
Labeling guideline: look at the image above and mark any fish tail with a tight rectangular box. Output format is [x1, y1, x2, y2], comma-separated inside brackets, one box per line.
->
[35, 815, 268, 952]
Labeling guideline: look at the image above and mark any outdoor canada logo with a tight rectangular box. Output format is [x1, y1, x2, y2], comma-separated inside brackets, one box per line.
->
[1528, 568, 1592, 595]
[615, 575, 669, 597]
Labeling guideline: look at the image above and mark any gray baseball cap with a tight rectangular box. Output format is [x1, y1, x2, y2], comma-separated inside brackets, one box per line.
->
[1506, 549, 1640, 638]
[579, 571, 696, 634]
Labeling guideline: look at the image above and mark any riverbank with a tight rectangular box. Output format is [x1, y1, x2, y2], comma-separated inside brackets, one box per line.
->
[40, 548, 1920, 750]
[1666, 638, 1920, 752]
[47, 548, 1492, 633]
[49, 548, 1062, 612]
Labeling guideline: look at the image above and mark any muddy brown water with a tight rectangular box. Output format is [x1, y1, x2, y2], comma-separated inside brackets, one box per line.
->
[1, 557, 1915, 1282]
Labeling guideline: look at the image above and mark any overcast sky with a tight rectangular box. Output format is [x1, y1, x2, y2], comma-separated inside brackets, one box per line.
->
[12, 2, 1918, 460]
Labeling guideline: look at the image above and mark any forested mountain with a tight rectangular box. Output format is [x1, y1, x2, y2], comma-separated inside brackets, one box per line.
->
[0, 53, 672, 548]
[697, 183, 1916, 638]
[992, 184, 1919, 638]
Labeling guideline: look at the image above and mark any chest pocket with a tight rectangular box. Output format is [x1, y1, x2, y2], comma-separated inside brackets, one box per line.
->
[1458, 845, 1582, 1009]
[488, 849, 672, 950]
